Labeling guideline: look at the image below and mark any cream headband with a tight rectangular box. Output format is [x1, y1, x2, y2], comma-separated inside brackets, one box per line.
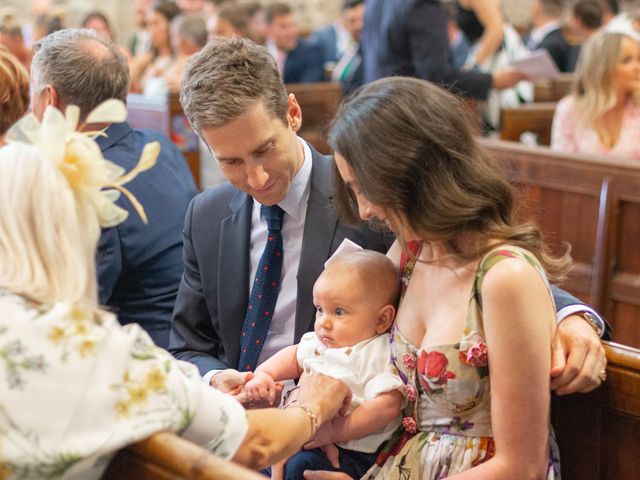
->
[5, 99, 159, 227]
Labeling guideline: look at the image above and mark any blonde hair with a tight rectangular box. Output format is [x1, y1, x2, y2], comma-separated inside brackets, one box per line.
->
[0, 143, 100, 306]
[573, 31, 640, 126]
[0, 47, 29, 137]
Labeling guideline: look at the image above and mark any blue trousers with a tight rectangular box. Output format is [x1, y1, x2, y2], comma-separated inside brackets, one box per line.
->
[284, 446, 377, 480]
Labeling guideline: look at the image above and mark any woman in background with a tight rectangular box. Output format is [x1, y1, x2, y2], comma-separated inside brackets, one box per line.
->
[457, 0, 503, 67]
[130, 0, 181, 94]
[552, 30, 640, 160]
[0, 47, 29, 146]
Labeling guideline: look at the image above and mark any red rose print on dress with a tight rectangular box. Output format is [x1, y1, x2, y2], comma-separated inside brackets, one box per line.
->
[417, 350, 456, 392]
[464, 341, 488, 367]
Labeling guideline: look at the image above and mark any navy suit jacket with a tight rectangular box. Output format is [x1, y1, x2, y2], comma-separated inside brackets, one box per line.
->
[96, 122, 197, 348]
[283, 38, 326, 84]
[362, 0, 492, 99]
[310, 24, 340, 64]
[535, 27, 573, 73]
[169, 148, 392, 374]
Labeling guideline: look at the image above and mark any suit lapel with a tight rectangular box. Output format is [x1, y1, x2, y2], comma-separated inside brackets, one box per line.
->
[295, 150, 338, 341]
[219, 191, 252, 368]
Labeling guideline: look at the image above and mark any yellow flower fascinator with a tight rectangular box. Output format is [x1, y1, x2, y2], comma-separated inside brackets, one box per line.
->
[5, 99, 159, 227]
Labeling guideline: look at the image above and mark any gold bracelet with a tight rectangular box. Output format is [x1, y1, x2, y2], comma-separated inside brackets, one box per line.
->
[295, 404, 319, 436]
[579, 312, 603, 338]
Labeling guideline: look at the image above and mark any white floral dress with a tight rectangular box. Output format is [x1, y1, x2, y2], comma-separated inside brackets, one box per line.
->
[364, 244, 560, 479]
[0, 289, 247, 479]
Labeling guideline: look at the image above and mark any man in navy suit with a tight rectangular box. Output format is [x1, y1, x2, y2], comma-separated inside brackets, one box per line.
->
[264, 2, 325, 83]
[30, 29, 197, 348]
[310, 0, 365, 67]
[527, 0, 573, 72]
[171, 37, 390, 404]
[361, 0, 525, 98]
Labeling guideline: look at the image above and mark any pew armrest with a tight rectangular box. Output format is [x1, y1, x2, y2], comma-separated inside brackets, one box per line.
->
[103, 431, 265, 480]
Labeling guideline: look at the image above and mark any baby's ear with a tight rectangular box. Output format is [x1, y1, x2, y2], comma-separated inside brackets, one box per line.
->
[376, 304, 396, 334]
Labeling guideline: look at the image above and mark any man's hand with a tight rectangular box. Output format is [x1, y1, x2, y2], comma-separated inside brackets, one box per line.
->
[492, 68, 528, 89]
[210, 368, 282, 408]
[210, 368, 252, 394]
[550, 314, 607, 395]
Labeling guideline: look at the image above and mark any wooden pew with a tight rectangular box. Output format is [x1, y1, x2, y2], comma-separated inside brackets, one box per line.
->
[127, 93, 201, 189]
[103, 431, 264, 480]
[552, 341, 640, 479]
[500, 102, 556, 146]
[533, 73, 574, 102]
[483, 139, 640, 348]
[286, 82, 343, 154]
[102, 342, 640, 479]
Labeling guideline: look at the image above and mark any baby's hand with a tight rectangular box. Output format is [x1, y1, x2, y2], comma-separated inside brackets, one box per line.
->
[245, 371, 278, 405]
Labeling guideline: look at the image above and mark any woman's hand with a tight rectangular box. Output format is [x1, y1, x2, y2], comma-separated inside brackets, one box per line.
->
[296, 373, 352, 425]
[303, 471, 352, 480]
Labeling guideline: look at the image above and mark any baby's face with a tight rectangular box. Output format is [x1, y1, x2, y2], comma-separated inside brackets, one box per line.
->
[312, 268, 382, 348]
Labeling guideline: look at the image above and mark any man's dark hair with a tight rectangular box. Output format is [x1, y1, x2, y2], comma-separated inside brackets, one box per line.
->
[539, 0, 563, 18]
[265, 2, 292, 24]
[343, 0, 364, 11]
[574, 0, 603, 29]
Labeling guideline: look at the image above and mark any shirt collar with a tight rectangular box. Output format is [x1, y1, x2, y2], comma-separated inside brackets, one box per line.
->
[256, 136, 312, 222]
[530, 20, 561, 47]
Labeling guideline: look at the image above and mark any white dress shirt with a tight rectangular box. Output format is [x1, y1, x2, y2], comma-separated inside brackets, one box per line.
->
[203, 138, 313, 384]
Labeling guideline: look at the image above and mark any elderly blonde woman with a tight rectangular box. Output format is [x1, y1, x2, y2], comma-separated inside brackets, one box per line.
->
[551, 30, 640, 160]
[0, 47, 29, 145]
[0, 102, 351, 479]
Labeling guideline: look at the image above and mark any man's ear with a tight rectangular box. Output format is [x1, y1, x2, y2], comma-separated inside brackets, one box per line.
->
[375, 304, 396, 334]
[45, 84, 61, 109]
[286, 93, 302, 132]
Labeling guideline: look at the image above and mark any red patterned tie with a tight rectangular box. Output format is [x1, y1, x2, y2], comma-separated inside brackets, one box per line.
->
[238, 205, 285, 371]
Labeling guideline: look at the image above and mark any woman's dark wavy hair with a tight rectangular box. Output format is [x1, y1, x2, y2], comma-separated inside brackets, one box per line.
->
[329, 77, 570, 280]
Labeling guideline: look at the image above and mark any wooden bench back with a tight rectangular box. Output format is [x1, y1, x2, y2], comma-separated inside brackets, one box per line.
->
[484, 140, 640, 348]
[286, 82, 343, 155]
[500, 102, 556, 146]
[533, 74, 574, 102]
[127, 93, 201, 189]
[553, 341, 640, 479]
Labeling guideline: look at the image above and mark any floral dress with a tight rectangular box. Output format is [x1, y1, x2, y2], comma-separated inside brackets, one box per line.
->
[364, 244, 560, 479]
[0, 289, 248, 479]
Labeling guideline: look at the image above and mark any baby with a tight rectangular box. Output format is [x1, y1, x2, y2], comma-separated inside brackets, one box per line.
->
[245, 250, 405, 480]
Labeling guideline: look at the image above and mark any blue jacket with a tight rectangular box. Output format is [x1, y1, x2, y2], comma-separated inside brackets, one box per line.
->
[362, 0, 492, 99]
[310, 24, 340, 64]
[283, 38, 326, 84]
[96, 122, 197, 347]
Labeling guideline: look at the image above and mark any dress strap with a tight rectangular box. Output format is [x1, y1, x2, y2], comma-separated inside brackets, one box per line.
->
[473, 245, 550, 308]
